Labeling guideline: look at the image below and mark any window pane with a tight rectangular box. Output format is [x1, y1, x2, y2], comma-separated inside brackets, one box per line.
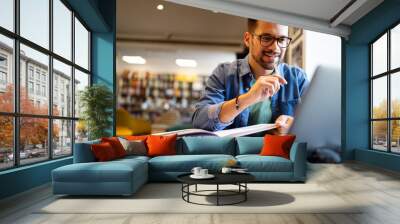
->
[372, 33, 387, 76]
[53, 59, 72, 117]
[0, 116, 13, 170]
[53, 0, 72, 60]
[0, 34, 14, 112]
[53, 119, 72, 158]
[391, 72, 400, 118]
[372, 121, 388, 151]
[20, 44, 49, 115]
[0, 0, 14, 31]
[372, 77, 387, 119]
[20, 0, 49, 49]
[75, 120, 88, 143]
[74, 18, 89, 70]
[391, 120, 400, 153]
[20, 117, 49, 165]
[392, 24, 400, 70]
[74, 69, 89, 118]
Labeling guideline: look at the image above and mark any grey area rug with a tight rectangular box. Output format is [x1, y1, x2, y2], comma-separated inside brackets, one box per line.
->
[37, 183, 362, 214]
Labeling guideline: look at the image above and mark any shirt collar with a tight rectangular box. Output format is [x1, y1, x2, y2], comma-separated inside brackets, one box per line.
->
[238, 55, 253, 77]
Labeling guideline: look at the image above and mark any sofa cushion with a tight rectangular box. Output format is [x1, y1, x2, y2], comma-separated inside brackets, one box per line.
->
[101, 137, 127, 158]
[147, 134, 177, 157]
[52, 158, 147, 183]
[179, 136, 235, 155]
[91, 142, 118, 161]
[235, 137, 263, 155]
[148, 154, 235, 172]
[236, 155, 293, 172]
[260, 134, 296, 159]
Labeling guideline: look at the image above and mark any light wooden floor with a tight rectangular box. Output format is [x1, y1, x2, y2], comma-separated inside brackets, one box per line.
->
[1, 162, 400, 224]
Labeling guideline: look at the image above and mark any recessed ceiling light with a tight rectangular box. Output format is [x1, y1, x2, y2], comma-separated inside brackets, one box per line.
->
[176, 59, 197, 68]
[157, 4, 164, 10]
[122, 56, 146, 64]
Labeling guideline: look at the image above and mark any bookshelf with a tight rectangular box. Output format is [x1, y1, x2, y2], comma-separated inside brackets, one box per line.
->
[117, 70, 207, 125]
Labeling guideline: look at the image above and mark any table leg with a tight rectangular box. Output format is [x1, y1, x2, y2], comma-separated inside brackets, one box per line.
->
[217, 184, 219, 206]
[245, 183, 247, 201]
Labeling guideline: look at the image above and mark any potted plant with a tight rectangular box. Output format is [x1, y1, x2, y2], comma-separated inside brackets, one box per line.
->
[79, 84, 113, 140]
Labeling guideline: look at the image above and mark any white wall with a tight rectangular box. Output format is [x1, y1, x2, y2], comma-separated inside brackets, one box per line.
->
[292, 31, 342, 156]
[304, 30, 341, 80]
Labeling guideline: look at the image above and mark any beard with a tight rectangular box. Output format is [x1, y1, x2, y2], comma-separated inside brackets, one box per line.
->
[252, 50, 281, 70]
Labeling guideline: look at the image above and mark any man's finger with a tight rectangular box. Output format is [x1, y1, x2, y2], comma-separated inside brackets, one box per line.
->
[271, 74, 287, 85]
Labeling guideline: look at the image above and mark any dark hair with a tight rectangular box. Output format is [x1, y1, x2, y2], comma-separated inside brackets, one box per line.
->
[248, 19, 258, 33]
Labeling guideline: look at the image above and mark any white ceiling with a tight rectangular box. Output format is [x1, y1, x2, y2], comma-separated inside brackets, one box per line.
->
[116, 0, 383, 76]
[166, 0, 384, 37]
[117, 0, 246, 46]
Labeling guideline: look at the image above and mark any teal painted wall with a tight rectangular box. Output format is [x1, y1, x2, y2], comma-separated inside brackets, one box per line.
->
[343, 0, 400, 171]
[91, 0, 116, 136]
[0, 0, 116, 200]
[0, 158, 72, 199]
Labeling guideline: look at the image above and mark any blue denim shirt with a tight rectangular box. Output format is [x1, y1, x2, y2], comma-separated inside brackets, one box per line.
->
[192, 55, 309, 131]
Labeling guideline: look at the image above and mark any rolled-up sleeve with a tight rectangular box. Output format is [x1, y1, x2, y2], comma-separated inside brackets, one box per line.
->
[192, 65, 234, 131]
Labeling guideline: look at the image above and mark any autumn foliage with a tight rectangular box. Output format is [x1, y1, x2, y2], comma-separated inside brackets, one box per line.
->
[372, 99, 400, 142]
[0, 84, 59, 151]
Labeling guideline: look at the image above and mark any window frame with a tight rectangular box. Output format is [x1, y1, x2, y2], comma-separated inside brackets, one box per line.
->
[370, 20, 400, 154]
[0, 0, 92, 171]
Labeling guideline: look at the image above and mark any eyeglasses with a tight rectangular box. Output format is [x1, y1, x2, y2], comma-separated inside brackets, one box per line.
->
[252, 33, 292, 48]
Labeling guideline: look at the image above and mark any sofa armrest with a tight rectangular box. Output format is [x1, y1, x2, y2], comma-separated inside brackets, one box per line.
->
[73, 140, 100, 163]
[289, 142, 307, 182]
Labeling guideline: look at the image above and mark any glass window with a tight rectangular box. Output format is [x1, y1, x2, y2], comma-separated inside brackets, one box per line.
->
[53, 119, 72, 158]
[391, 24, 400, 70]
[0, 116, 13, 170]
[0, 0, 92, 169]
[0, 0, 14, 31]
[75, 120, 88, 143]
[28, 81, 34, 93]
[20, 44, 49, 115]
[74, 18, 89, 70]
[0, 34, 13, 113]
[74, 69, 89, 118]
[20, 0, 49, 49]
[36, 83, 40, 95]
[53, 0, 72, 60]
[372, 34, 387, 76]
[41, 85, 46, 96]
[28, 67, 34, 80]
[372, 77, 387, 119]
[53, 59, 72, 116]
[391, 72, 400, 118]
[391, 120, 400, 153]
[19, 117, 49, 165]
[372, 121, 388, 151]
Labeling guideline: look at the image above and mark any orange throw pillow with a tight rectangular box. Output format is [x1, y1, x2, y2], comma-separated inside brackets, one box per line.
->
[260, 134, 296, 159]
[101, 137, 127, 158]
[146, 134, 177, 157]
[91, 142, 117, 162]
[125, 135, 149, 141]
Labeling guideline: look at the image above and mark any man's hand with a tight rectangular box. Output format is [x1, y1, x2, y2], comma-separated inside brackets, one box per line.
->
[274, 115, 294, 135]
[246, 74, 287, 104]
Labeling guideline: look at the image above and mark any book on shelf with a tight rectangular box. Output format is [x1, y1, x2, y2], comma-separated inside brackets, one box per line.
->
[152, 123, 277, 138]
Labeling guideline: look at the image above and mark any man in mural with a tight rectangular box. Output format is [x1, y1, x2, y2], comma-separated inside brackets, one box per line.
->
[192, 19, 309, 135]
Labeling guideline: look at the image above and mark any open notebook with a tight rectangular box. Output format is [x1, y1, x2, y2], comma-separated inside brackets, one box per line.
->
[152, 123, 277, 138]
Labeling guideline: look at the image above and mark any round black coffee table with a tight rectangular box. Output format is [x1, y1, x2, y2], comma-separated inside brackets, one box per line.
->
[177, 173, 255, 206]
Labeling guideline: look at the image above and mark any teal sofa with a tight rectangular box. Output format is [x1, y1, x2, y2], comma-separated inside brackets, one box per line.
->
[52, 136, 307, 196]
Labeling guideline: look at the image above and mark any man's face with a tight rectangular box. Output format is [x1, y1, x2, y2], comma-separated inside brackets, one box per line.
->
[244, 21, 289, 70]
